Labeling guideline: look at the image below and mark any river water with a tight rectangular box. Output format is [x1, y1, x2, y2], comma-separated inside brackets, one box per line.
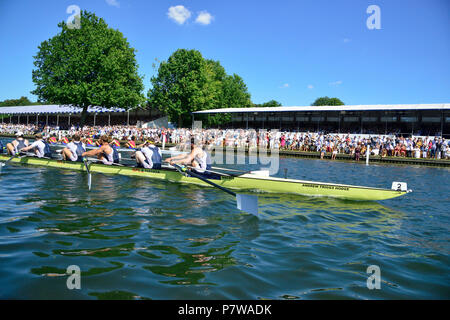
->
[0, 139, 449, 299]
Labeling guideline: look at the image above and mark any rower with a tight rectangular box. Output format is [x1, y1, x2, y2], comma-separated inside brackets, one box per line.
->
[135, 140, 162, 169]
[165, 138, 212, 175]
[19, 133, 52, 158]
[6, 132, 30, 156]
[82, 135, 119, 165]
[62, 134, 86, 162]
[105, 136, 121, 163]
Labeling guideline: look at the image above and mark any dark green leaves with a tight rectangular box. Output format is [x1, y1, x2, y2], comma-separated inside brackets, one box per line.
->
[31, 11, 145, 120]
[311, 96, 345, 106]
[253, 100, 282, 108]
[148, 49, 252, 127]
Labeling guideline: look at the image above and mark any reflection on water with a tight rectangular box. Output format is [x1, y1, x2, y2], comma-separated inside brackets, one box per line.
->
[143, 244, 237, 285]
[0, 155, 449, 299]
[89, 290, 151, 300]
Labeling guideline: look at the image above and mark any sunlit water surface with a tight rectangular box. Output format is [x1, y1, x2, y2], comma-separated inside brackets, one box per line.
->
[0, 143, 449, 299]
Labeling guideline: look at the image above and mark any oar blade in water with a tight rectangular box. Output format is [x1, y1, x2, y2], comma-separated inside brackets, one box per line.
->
[0, 155, 17, 174]
[236, 194, 258, 216]
[88, 173, 92, 191]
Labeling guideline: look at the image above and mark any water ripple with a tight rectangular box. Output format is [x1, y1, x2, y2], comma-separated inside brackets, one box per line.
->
[0, 153, 449, 299]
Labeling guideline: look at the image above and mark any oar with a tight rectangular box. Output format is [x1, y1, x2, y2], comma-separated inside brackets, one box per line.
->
[172, 163, 258, 216]
[210, 166, 248, 173]
[186, 165, 236, 177]
[83, 158, 92, 191]
[209, 166, 270, 177]
[0, 154, 17, 173]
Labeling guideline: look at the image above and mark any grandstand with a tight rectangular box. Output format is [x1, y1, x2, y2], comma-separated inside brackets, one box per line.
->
[1, 103, 449, 137]
[0, 105, 162, 129]
[193, 104, 450, 137]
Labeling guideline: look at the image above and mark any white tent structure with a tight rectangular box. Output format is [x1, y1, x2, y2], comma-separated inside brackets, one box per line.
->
[0, 105, 125, 115]
[0, 105, 127, 127]
[193, 103, 450, 114]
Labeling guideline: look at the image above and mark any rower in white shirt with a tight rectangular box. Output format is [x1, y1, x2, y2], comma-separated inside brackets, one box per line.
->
[19, 133, 51, 158]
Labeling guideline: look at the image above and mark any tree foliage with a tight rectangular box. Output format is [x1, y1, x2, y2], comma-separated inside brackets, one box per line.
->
[31, 10, 145, 127]
[253, 100, 282, 108]
[148, 49, 252, 127]
[0, 96, 42, 107]
[311, 96, 344, 106]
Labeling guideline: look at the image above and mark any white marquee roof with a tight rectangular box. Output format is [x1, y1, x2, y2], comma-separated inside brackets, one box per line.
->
[0, 105, 126, 115]
[1, 103, 448, 116]
[193, 103, 450, 114]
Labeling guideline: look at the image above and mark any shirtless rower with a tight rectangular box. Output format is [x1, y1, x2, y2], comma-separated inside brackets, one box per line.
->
[165, 138, 211, 173]
[81, 135, 118, 165]
[62, 134, 86, 162]
[6, 132, 29, 155]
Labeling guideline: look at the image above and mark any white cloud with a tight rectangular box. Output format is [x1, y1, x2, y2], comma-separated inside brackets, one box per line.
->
[168, 5, 192, 25]
[343, 38, 351, 43]
[307, 84, 314, 89]
[105, 0, 120, 8]
[329, 80, 343, 86]
[195, 11, 214, 25]
[279, 83, 289, 88]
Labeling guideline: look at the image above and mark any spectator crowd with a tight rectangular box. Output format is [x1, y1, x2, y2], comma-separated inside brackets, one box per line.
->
[1, 123, 449, 160]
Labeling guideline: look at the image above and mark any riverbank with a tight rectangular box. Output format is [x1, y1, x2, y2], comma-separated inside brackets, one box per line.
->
[1, 133, 449, 167]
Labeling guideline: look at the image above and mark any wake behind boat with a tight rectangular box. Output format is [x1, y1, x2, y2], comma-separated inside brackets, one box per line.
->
[0, 153, 411, 201]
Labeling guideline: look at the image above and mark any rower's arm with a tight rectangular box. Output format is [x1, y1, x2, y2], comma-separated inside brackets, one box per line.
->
[165, 153, 189, 162]
[20, 145, 32, 152]
[169, 150, 196, 165]
[82, 146, 103, 157]
[20, 141, 37, 152]
[135, 142, 146, 148]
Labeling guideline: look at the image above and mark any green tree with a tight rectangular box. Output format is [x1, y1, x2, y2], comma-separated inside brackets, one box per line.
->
[311, 96, 344, 106]
[148, 49, 210, 127]
[204, 74, 252, 127]
[222, 74, 252, 109]
[201, 60, 227, 127]
[253, 100, 282, 108]
[0, 96, 42, 107]
[148, 49, 253, 128]
[31, 11, 145, 127]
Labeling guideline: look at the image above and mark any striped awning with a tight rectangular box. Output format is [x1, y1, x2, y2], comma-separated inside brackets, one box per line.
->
[0, 105, 126, 115]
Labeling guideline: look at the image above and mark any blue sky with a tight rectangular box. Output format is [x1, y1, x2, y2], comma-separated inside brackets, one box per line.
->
[0, 0, 449, 106]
